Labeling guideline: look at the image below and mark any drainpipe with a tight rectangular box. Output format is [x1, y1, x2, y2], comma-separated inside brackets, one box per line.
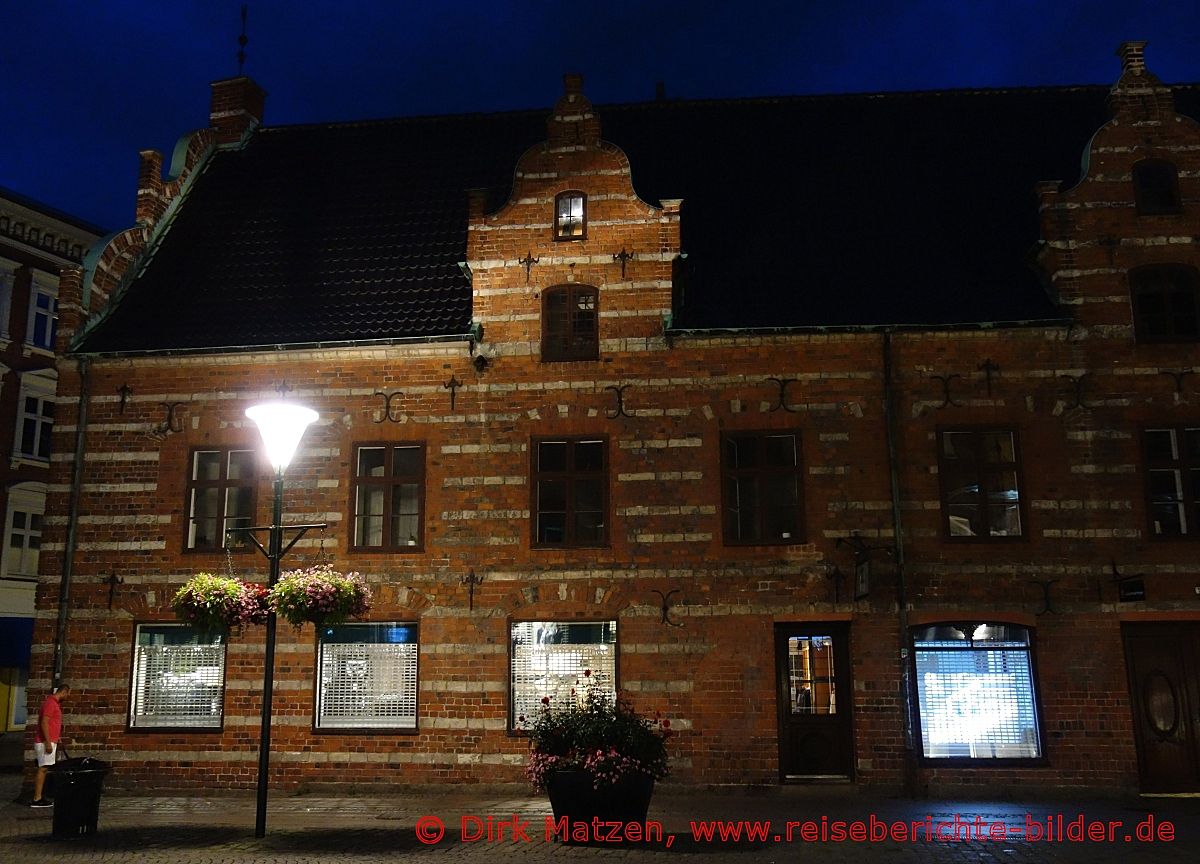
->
[881, 332, 917, 794]
[51, 356, 90, 688]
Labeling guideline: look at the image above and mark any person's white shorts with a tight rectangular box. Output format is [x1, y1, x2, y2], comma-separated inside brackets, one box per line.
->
[34, 742, 56, 768]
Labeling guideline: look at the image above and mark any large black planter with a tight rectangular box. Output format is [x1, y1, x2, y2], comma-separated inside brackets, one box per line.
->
[545, 769, 654, 844]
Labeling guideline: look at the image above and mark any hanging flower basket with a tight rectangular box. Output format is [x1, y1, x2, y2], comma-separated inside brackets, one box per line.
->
[172, 573, 269, 633]
[268, 565, 371, 627]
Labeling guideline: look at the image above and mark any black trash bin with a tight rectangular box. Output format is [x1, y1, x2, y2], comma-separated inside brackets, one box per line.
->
[50, 757, 110, 837]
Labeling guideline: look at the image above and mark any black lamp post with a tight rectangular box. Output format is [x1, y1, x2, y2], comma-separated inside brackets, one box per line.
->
[235, 402, 325, 838]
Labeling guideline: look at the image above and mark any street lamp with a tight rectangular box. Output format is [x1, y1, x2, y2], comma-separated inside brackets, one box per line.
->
[239, 401, 324, 838]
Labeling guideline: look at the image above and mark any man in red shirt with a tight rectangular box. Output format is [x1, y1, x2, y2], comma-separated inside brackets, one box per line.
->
[31, 684, 70, 808]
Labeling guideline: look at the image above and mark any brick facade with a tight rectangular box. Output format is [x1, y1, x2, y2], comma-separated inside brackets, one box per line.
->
[28, 46, 1200, 796]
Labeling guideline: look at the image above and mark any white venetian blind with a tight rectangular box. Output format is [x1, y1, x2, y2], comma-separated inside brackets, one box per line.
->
[316, 624, 418, 729]
[510, 620, 616, 728]
[129, 626, 225, 729]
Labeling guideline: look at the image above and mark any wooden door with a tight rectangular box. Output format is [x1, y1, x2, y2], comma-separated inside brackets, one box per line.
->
[776, 624, 853, 779]
[1123, 623, 1200, 792]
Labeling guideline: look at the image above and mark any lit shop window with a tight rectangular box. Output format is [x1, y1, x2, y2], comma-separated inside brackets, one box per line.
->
[315, 623, 418, 730]
[510, 620, 616, 730]
[129, 624, 225, 729]
[913, 623, 1042, 760]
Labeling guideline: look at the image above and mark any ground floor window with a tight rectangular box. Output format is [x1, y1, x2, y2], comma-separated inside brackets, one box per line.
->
[129, 624, 225, 729]
[913, 623, 1041, 759]
[510, 620, 616, 729]
[316, 623, 418, 729]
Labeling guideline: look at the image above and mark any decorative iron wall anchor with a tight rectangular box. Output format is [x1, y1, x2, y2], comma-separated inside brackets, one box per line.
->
[274, 381, 293, 398]
[117, 384, 133, 414]
[105, 573, 124, 609]
[612, 247, 635, 279]
[766, 377, 799, 413]
[519, 250, 539, 283]
[978, 359, 1000, 397]
[605, 384, 633, 418]
[1160, 369, 1195, 395]
[462, 569, 484, 611]
[443, 376, 463, 411]
[651, 589, 683, 627]
[1058, 372, 1092, 410]
[155, 402, 186, 436]
[1029, 579, 1060, 615]
[374, 390, 405, 423]
[929, 373, 963, 408]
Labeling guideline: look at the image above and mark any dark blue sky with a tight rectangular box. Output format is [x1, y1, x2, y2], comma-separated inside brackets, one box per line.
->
[3, 1, 1197, 231]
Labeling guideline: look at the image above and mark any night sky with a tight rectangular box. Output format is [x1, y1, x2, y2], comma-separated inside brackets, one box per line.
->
[3, 1, 1197, 232]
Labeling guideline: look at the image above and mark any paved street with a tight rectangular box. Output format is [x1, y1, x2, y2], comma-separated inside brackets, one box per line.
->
[2, 771, 1198, 863]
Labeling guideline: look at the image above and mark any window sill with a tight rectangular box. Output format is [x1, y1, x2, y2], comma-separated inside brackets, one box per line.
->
[9, 456, 50, 471]
[313, 726, 419, 735]
[349, 546, 425, 554]
[22, 345, 56, 359]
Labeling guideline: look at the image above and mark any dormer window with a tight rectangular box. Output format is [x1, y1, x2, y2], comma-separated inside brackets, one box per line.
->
[542, 285, 598, 361]
[554, 192, 586, 240]
[1133, 159, 1182, 215]
[1131, 264, 1200, 343]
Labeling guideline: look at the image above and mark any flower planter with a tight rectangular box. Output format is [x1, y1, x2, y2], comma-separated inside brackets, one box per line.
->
[545, 769, 654, 844]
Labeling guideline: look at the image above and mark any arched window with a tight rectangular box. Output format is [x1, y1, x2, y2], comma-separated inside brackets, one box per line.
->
[542, 284, 598, 361]
[912, 623, 1042, 760]
[1133, 159, 1182, 215]
[553, 191, 586, 240]
[1130, 264, 1200, 343]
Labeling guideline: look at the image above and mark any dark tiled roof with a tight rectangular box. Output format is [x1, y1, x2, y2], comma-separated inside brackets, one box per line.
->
[75, 84, 1200, 353]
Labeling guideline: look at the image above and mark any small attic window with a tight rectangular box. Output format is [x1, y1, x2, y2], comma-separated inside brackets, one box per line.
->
[1133, 159, 1182, 215]
[554, 192, 586, 240]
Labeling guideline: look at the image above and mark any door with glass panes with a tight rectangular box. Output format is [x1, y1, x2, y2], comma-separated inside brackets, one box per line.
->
[775, 624, 853, 779]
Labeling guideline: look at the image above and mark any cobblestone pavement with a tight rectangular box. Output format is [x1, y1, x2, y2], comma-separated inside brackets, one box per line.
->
[2, 773, 1198, 863]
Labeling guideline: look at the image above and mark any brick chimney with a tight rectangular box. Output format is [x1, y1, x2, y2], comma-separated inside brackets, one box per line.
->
[546, 73, 601, 149]
[210, 76, 266, 145]
[1117, 41, 1147, 75]
[1109, 40, 1174, 123]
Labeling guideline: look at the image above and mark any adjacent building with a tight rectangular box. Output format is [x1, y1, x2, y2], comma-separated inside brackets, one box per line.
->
[30, 42, 1200, 795]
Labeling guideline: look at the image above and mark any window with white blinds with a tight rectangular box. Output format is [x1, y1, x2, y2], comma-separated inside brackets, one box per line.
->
[316, 623, 418, 730]
[914, 624, 1041, 759]
[129, 625, 225, 729]
[510, 620, 616, 729]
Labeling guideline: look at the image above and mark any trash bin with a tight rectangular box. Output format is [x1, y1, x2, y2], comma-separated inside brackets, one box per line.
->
[50, 757, 110, 837]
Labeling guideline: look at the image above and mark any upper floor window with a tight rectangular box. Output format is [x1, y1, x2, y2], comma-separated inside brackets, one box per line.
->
[1144, 426, 1200, 537]
[351, 444, 425, 551]
[533, 437, 607, 547]
[16, 374, 55, 462]
[913, 623, 1042, 760]
[186, 448, 256, 551]
[510, 620, 616, 730]
[554, 191, 586, 240]
[316, 623, 418, 730]
[1130, 265, 1200, 343]
[28, 282, 58, 351]
[1133, 159, 1182, 215]
[542, 285, 598, 362]
[129, 624, 225, 730]
[938, 430, 1023, 539]
[3, 484, 45, 580]
[721, 432, 804, 545]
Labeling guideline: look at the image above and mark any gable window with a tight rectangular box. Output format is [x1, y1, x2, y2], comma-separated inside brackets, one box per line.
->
[721, 432, 804, 544]
[1143, 426, 1200, 537]
[129, 624, 226, 729]
[533, 437, 607, 547]
[554, 191, 586, 240]
[316, 623, 418, 730]
[27, 280, 58, 351]
[186, 448, 256, 551]
[15, 374, 55, 462]
[1130, 265, 1200, 343]
[1133, 159, 1182, 215]
[3, 484, 45, 580]
[510, 620, 616, 730]
[913, 623, 1042, 760]
[938, 430, 1023, 539]
[542, 285, 598, 361]
[351, 444, 424, 551]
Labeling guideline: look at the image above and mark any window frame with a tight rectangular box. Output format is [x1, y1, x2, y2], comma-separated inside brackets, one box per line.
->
[312, 621, 420, 734]
[553, 190, 587, 241]
[183, 447, 258, 553]
[26, 276, 58, 352]
[936, 427, 1026, 543]
[2, 482, 46, 581]
[911, 622, 1046, 765]
[719, 430, 806, 546]
[1142, 425, 1200, 540]
[541, 284, 599, 362]
[509, 619, 618, 733]
[1130, 264, 1200, 344]
[349, 442, 426, 553]
[1133, 158, 1183, 216]
[126, 622, 227, 732]
[14, 372, 55, 463]
[530, 435, 609, 549]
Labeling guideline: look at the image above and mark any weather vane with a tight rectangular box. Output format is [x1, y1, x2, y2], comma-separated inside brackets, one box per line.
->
[237, 5, 249, 75]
